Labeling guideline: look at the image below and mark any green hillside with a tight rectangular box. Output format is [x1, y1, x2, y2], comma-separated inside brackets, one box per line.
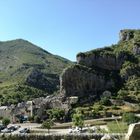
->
[0, 39, 72, 105]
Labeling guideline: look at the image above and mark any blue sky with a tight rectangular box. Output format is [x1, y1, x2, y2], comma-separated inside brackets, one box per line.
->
[0, 0, 140, 61]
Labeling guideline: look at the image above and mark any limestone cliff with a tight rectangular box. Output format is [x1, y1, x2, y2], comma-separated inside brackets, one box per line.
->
[60, 29, 140, 103]
[60, 64, 116, 102]
[76, 50, 128, 70]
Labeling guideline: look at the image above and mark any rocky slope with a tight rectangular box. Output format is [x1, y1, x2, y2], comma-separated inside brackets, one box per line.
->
[60, 29, 140, 103]
[0, 39, 72, 105]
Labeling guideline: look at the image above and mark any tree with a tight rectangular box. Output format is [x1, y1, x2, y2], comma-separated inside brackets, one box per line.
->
[122, 112, 139, 125]
[42, 120, 54, 133]
[72, 113, 84, 130]
[47, 108, 65, 122]
[2, 118, 10, 126]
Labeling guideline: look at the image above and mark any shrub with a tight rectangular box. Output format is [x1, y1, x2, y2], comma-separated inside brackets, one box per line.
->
[122, 112, 139, 125]
[100, 97, 111, 106]
[46, 108, 65, 122]
[2, 118, 10, 126]
[72, 113, 84, 129]
[42, 120, 54, 133]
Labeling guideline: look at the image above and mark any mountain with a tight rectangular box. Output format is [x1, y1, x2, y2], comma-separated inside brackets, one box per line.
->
[60, 29, 140, 104]
[0, 39, 72, 105]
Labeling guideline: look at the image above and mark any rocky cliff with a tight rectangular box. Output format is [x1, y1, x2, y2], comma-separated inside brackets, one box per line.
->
[60, 65, 116, 103]
[60, 29, 140, 103]
[76, 50, 127, 70]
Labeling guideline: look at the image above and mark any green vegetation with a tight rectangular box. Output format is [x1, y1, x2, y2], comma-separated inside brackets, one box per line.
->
[42, 119, 54, 133]
[122, 112, 139, 125]
[107, 121, 128, 133]
[0, 39, 72, 104]
[100, 97, 111, 106]
[46, 108, 65, 122]
[2, 118, 10, 126]
[72, 110, 84, 129]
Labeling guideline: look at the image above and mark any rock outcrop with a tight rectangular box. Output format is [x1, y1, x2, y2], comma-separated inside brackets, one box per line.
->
[133, 43, 140, 55]
[119, 30, 135, 41]
[60, 30, 140, 103]
[60, 64, 116, 102]
[77, 51, 128, 70]
[26, 69, 59, 92]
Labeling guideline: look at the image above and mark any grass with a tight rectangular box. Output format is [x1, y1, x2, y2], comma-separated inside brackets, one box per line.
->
[107, 121, 128, 133]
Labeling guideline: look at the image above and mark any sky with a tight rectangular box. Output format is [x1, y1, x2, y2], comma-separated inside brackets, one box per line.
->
[0, 0, 140, 61]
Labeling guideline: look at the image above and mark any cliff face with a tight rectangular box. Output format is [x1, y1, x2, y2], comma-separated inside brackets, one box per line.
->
[60, 29, 140, 103]
[60, 65, 115, 102]
[76, 51, 128, 70]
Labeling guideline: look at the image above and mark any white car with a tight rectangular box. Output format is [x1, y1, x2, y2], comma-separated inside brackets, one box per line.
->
[1, 128, 11, 133]
[69, 127, 81, 133]
[19, 128, 30, 133]
[68, 128, 73, 133]
[91, 126, 98, 132]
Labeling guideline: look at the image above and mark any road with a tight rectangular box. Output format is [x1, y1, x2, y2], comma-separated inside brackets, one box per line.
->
[3, 116, 125, 135]
[12, 123, 41, 129]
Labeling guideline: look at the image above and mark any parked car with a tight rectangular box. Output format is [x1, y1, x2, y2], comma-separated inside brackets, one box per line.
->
[19, 128, 30, 133]
[91, 126, 98, 132]
[8, 126, 18, 132]
[14, 125, 20, 130]
[1, 125, 20, 133]
[68, 127, 81, 133]
[1, 128, 11, 133]
[0, 124, 6, 131]
[68, 128, 74, 133]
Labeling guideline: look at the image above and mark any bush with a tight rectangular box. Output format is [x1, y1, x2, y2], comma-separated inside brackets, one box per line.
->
[46, 108, 65, 122]
[111, 105, 120, 110]
[72, 113, 84, 129]
[100, 97, 111, 106]
[122, 112, 139, 125]
[2, 118, 10, 126]
[42, 120, 54, 133]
